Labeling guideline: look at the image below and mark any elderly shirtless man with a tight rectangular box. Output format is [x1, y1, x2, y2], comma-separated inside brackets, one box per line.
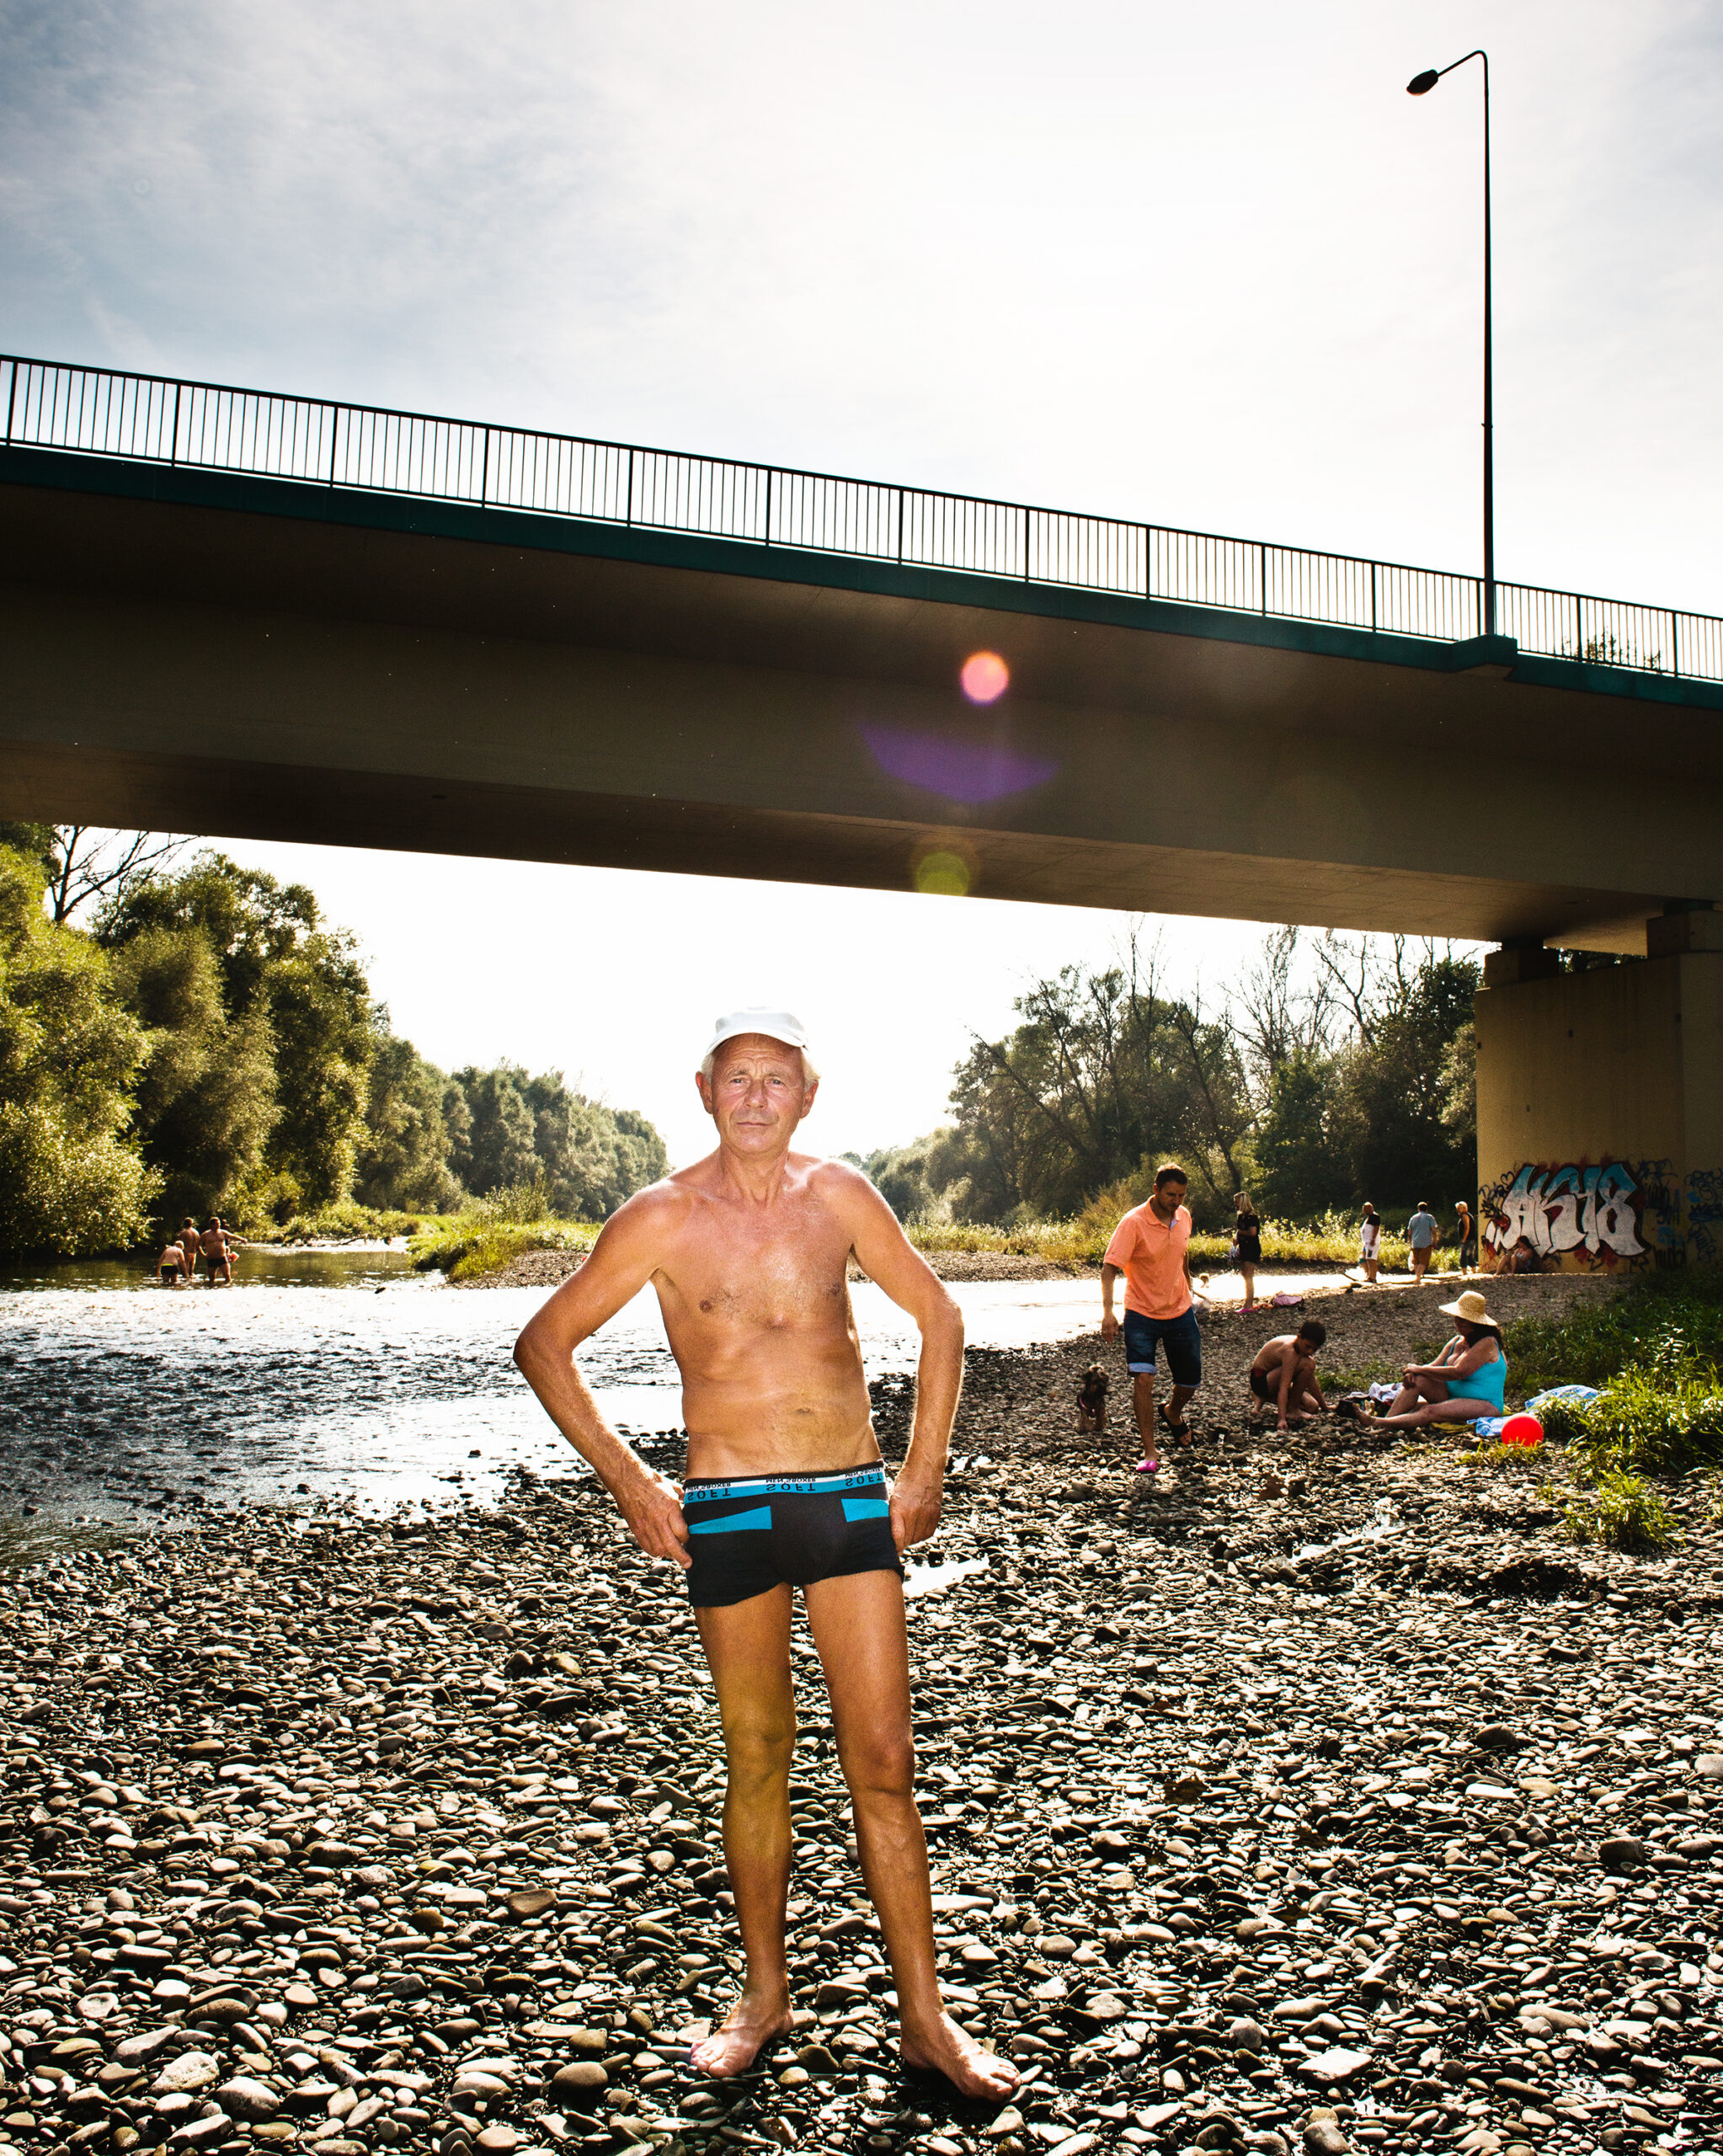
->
[513, 1009, 1016, 2100]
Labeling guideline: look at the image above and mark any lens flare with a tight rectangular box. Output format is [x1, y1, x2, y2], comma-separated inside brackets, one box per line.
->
[861, 723, 1058, 804]
[960, 650, 1009, 704]
[914, 848, 972, 898]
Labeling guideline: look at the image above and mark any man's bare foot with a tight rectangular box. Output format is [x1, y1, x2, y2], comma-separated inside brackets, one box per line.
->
[687, 1991, 792, 2078]
[901, 2012, 1021, 2100]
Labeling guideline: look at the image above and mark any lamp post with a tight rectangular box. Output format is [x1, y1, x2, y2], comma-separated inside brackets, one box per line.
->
[1408, 50, 1495, 638]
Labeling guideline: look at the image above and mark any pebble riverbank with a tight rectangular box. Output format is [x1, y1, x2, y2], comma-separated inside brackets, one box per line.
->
[3, 1302, 1722, 2156]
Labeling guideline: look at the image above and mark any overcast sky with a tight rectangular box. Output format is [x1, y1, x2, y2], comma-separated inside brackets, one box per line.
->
[3, 0, 1715, 1161]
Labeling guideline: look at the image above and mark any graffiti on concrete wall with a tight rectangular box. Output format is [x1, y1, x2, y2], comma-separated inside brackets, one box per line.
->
[1480, 1159, 1683, 1272]
[1688, 1168, 1723, 1270]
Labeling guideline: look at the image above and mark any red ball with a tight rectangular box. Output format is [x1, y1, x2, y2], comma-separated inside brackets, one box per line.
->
[1501, 1413, 1544, 1448]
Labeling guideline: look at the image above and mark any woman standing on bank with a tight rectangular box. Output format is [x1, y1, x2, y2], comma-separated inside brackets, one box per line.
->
[1358, 1202, 1382, 1284]
[1233, 1190, 1262, 1312]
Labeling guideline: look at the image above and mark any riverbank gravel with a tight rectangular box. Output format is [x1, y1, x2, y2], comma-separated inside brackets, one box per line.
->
[3, 1282, 1720, 2156]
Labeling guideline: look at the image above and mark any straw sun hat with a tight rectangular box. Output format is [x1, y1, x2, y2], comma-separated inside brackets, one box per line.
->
[1440, 1288, 1501, 1327]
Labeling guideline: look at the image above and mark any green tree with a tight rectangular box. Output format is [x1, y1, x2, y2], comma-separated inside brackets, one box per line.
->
[1330, 951, 1480, 1203]
[355, 1030, 460, 1212]
[448, 1063, 668, 1217]
[106, 924, 278, 1228]
[451, 1066, 541, 1194]
[524, 1072, 669, 1217]
[926, 945, 1255, 1225]
[861, 1131, 958, 1221]
[1251, 1051, 1352, 1219]
[99, 855, 375, 1212]
[264, 945, 373, 1206]
[0, 823, 57, 879]
[0, 846, 159, 1253]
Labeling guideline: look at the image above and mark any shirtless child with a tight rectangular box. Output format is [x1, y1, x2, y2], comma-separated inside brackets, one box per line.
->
[513, 1009, 1016, 2100]
[1247, 1321, 1327, 1431]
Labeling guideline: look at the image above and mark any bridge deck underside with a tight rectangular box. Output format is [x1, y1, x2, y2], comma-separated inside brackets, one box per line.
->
[2, 466, 1716, 950]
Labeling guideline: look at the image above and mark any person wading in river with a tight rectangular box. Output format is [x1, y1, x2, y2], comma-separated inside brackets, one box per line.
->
[513, 1009, 1017, 2100]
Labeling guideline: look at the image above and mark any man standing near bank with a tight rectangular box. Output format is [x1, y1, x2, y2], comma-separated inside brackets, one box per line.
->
[1101, 1163, 1205, 1460]
[513, 1009, 1017, 2100]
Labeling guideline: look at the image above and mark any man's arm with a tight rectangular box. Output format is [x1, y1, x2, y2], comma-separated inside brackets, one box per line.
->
[513, 1193, 692, 1568]
[839, 1170, 964, 1555]
[1101, 1261, 1123, 1339]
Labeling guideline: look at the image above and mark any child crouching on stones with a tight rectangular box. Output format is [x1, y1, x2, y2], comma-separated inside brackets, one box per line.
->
[1247, 1321, 1327, 1433]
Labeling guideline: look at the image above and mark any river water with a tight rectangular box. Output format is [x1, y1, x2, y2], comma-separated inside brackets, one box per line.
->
[0, 1251, 1104, 1526]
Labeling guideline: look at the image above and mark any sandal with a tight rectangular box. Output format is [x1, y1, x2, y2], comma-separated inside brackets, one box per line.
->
[1158, 1402, 1193, 1445]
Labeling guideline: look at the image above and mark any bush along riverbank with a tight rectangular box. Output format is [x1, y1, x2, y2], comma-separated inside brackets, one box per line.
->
[2, 1319, 1722, 2156]
[1487, 1273, 1723, 1556]
[408, 1182, 601, 1285]
[429, 1207, 1470, 1289]
[904, 1213, 1461, 1276]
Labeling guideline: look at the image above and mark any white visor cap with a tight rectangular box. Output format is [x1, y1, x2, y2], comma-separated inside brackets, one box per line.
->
[704, 1007, 811, 1060]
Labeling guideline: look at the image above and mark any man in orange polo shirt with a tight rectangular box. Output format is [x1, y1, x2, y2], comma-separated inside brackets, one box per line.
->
[1100, 1162, 1205, 1465]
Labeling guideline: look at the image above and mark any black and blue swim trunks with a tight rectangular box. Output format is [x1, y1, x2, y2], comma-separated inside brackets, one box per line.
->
[682, 1464, 902, 1609]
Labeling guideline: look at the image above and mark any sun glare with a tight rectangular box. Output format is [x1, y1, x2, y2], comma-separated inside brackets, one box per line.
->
[959, 650, 1009, 704]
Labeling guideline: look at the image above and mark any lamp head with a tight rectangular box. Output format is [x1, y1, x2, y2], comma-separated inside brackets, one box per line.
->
[1406, 68, 1440, 94]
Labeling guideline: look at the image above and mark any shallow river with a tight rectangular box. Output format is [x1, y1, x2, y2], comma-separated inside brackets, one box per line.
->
[0, 1250, 1105, 1525]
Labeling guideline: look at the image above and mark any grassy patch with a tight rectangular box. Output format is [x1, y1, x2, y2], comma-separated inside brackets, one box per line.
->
[901, 1209, 1461, 1273]
[413, 1219, 599, 1283]
[1322, 1360, 1399, 1394]
[1459, 1435, 1544, 1471]
[904, 1219, 1102, 1264]
[244, 1202, 436, 1245]
[408, 1178, 600, 1282]
[1563, 1470, 1680, 1553]
[1504, 1273, 1723, 1395]
[1497, 1273, 1723, 1545]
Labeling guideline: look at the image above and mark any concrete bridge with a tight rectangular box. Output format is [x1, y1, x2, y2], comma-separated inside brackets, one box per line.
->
[1, 358, 1720, 1264]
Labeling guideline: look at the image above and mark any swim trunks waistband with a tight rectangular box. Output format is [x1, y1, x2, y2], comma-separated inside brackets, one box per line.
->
[681, 1463, 899, 1608]
[682, 1464, 887, 1506]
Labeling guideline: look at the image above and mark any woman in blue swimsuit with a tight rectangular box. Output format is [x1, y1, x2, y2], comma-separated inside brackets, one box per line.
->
[1371, 1289, 1507, 1429]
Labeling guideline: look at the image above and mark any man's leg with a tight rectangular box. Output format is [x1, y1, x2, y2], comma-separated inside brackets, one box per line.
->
[1132, 1369, 1158, 1460]
[691, 1586, 797, 2074]
[1161, 1310, 1199, 1435]
[803, 1569, 1017, 2102]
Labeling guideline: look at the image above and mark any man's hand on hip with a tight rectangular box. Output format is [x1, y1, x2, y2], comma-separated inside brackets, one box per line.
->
[614, 1466, 692, 1570]
[890, 1474, 942, 1554]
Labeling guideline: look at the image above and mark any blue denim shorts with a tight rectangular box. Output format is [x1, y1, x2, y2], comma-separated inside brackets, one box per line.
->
[1122, 1306, 1202, 1385]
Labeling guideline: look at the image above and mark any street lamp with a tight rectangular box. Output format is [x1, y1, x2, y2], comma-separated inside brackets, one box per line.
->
[1408, 50, 1495, 638]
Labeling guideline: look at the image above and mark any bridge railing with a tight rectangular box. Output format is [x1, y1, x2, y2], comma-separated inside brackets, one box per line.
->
[4, 355, 1717, 683]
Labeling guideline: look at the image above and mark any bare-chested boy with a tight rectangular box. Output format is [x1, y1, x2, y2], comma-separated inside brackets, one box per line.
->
[1247, 1320, 1327, 1431]
[512, 1010, 1017, 2100]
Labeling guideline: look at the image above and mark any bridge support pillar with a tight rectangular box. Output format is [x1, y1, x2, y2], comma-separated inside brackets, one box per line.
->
[1475, 908, 1723, 1272]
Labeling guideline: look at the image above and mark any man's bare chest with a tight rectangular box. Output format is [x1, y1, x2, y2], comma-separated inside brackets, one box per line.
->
[662, 1222, 855, 1333]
